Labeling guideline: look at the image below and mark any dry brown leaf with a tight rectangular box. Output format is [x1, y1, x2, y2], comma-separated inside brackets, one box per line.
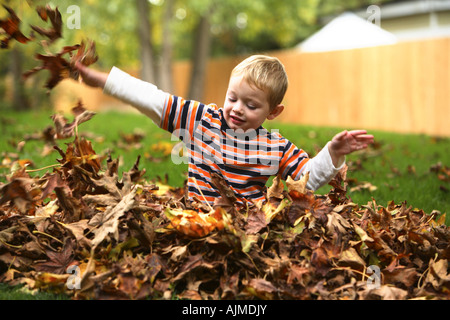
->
[0, 5, 31, 48]
[51, 102, 96, 140]
[286, 171, 309, 194]
[89, 188, 137, 247]
[30, 5, 62, 43]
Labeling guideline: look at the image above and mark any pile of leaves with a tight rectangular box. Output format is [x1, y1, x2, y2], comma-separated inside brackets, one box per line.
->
[0, 107, 449, 300]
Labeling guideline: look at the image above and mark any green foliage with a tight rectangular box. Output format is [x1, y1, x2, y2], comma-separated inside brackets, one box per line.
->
[0, 0, 401, 70]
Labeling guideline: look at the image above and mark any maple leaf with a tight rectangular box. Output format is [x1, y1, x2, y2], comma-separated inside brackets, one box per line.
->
[59, 219, 91, 248]
[34, 239, 76, 274]
[70, 40, 99, 69]
[310, 246, 332, 277]
[261, 198, 289, 225]
[0, 226, 17, 246]
[164, 207, 228, 238]
[210, 172, 237, 208]
[51, 101, 96, 140]
[55, 136, 103, 173]
[246, 278, 278, 300]
[286, 172, 309, 194]
[0, 5, 31, 49]
[328, 165, 349, 204]
[23, 44, 80, 90]
[23, 40, 98, 91]
[423, 259, 450, 290]
[326, 210, 352, 236]
[245, 206, 268, 234]
[89, 188, 137, 247]
[337, 247, 366, 270]
[30, 5, 62, 43]
[0, 177, 41, 214]
[363, 286, 409, 300]
[266, 175, 284, 199]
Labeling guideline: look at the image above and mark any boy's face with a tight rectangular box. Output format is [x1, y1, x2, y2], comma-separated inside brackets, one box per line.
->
[223, 75, 283, 132]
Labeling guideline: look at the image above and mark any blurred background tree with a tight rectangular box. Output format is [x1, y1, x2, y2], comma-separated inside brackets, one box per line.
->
[0, 0, 397, 109]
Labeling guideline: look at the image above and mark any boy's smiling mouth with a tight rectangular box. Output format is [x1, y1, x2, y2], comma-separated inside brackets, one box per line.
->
[230, 115, 245, 125]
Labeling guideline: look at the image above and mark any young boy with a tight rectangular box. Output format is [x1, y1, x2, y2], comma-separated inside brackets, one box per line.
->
[75, 55, 373, 205]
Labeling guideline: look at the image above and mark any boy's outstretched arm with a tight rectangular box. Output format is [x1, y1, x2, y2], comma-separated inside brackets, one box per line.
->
[328, 130, 374, 167]
[73, 63, 170, 126]
[75, 62, 108, 89]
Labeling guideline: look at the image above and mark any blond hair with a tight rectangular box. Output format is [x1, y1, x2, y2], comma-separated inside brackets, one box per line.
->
[231, 55, 288, 109]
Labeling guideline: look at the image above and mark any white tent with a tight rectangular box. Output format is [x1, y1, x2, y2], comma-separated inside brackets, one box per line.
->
[297, 12, 398, 52]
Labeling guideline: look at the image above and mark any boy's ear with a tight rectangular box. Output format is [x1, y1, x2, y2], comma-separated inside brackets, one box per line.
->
[267, 104, 284, 120]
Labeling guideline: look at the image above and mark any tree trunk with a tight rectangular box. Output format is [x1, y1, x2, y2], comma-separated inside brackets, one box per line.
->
[159, 0, 175, 93]
[136, 0, 157, 83]
[188, 15, 212, 102]
[10, 47, 30, 111]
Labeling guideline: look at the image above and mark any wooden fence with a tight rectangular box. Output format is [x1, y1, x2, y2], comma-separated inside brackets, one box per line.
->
[55, 37, 450, 136]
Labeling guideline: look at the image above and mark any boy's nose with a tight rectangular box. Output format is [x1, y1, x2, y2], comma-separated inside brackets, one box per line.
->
[232, 103, 244, 115]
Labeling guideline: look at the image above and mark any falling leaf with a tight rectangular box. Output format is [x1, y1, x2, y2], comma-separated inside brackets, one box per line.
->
[30, 5, 62, 43]
[262, 198, 289, 225]
[0, 5, 31, 48]
[55, 136, 103, 173]
[22, 35, 98, 91]
[69, 40, 99, 80]
[23, 44, 81, 90]
[51, 101, 96, 140]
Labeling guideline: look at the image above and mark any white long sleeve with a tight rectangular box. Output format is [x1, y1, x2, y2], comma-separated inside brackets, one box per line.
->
[304, 142, 346, 191]
[103, 67, 170, 125]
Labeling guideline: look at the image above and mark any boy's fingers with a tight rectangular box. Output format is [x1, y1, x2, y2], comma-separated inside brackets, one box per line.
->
[349, 130, 374, 142]
[356, 134, 374, 140]
[348, 130, 368, 137]
[333, 130, 348, 141]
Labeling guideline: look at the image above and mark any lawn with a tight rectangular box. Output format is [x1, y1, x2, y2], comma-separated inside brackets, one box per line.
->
[1, 109, 449, 224]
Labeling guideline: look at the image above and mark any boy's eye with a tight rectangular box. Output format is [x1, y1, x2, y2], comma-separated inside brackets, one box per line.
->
[247, 105, 256, 110]
[228, 97, 237, 102]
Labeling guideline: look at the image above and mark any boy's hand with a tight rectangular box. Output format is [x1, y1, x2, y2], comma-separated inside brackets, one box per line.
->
[74, 62, 108, 89]
[328, 130, 374, 167]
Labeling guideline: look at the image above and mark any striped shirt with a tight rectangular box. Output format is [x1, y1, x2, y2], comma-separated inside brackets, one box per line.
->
[103, 67, 344, 206]
[160, 95, 309, 204]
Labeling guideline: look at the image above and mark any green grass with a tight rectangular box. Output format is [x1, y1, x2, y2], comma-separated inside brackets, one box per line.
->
[1, 109, 449, 223]
[0, 284, 68, 300]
